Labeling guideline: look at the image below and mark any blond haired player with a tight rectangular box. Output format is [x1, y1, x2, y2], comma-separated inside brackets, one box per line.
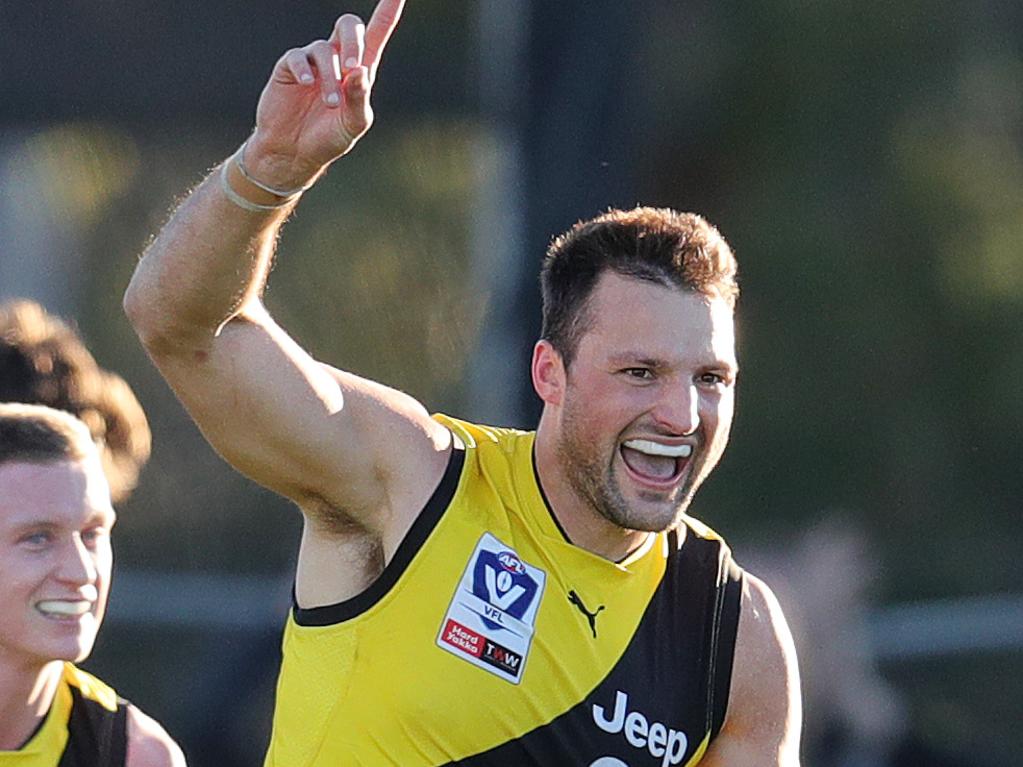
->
[0, 404, 184, 766]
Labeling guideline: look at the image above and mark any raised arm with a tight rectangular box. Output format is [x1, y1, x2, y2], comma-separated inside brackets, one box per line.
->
[123, 2, 450, 554]
[701, 574, 803, 766]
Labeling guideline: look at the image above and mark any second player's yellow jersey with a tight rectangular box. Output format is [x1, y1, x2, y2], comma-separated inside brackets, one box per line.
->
[0, 663, 127, 767]
[265, 416, 743, 767]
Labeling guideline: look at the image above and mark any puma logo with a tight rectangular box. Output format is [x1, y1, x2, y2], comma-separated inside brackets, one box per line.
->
[568, 590, 605, 638]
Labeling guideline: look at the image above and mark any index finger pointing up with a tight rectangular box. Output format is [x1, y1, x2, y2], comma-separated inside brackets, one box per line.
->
[363, 0, 406, 80]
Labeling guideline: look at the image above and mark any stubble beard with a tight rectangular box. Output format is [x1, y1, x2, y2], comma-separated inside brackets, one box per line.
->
[557, 404, 700, 534]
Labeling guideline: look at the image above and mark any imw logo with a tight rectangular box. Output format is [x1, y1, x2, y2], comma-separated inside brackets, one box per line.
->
[483, 642, 519, 669]
[591, 690, 688, 767]
[481, 639, 523, 678]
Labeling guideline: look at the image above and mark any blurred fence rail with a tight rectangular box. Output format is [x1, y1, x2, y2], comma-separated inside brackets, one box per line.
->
[108, 570, 290, 632]
[108, 570, 1023, 659]
[868, 592, 1023, 660]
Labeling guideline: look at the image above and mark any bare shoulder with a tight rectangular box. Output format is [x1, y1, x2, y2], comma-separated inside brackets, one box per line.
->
[314, 362, 454, 526]
[736, 573, 800, 685]
[126, 705, 187, 767]
[700, 573, 802, 766]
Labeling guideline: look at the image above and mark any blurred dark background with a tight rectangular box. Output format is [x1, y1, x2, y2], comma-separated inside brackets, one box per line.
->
[2, 1, 1021, 764]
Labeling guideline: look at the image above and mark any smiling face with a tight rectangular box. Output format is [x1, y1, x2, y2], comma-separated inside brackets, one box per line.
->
[536, 271, 737, 535]
[0, 456, 115, 669]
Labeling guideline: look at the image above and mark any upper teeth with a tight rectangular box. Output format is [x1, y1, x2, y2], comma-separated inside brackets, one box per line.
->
[37, 600, 91, 617]
[623, 439, 692, 458]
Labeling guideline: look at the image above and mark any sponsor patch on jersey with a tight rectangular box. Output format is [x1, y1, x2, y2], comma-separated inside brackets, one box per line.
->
[436, 532, 546, 683]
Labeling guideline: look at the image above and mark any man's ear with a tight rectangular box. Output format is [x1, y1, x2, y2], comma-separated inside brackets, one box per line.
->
[531, 340, 565, 406]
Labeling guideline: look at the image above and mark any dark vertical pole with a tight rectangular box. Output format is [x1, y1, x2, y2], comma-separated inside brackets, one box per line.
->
[471, 0, 646, 427]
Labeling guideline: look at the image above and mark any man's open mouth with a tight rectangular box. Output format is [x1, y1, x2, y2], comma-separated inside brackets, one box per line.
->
[620, 439, 692, 484]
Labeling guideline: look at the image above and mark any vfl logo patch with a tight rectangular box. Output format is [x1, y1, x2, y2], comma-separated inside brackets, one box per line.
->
[437, 533, 546, 683]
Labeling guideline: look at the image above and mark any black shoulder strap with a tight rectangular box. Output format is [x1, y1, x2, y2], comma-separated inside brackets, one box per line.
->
[293, 444, 466, 626]
[59, 686, 129, 767]
[709, 556, 744, 740]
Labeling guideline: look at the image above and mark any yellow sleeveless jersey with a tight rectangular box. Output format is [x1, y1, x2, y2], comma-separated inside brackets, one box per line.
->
[0, 663, 127, 767]
[265, 416, 743, 767]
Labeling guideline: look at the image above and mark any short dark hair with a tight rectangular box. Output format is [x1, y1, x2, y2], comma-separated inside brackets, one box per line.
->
[0, 403, 97, 467]
[0, 300, 150, 502]
[540, 207, 739, 367]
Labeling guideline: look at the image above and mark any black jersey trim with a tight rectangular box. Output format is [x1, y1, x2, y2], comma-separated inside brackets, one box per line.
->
[709, 558, 743, 740]
[60, 686, 128, 767]
[530, 445, 572, 544]
[108, 703, 127, 767]
[293, 445, 466, 627]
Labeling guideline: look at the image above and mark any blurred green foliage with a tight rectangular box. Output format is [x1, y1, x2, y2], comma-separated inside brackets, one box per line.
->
[634, 1, 1023, 604]
[53, 120, 483, 575]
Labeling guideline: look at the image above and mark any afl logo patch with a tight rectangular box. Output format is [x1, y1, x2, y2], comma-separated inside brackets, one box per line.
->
[436, 533, 546, 684]
[498, 551, 525, 574]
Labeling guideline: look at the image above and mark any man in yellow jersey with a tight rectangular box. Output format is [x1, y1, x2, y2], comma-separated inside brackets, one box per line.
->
[0, 405, 185, 766]
[124, 1, 802, 764]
